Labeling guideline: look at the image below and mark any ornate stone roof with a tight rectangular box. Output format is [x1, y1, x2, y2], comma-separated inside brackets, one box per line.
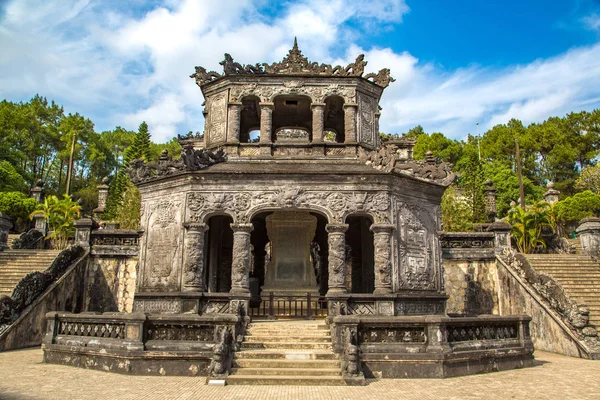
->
[191, 38, 395, 88]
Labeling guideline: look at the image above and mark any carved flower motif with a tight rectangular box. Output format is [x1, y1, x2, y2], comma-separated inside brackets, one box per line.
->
[327, 192, 347, 212]
[233, 193, 252, 211]
[371, 193, 389, 211]
[188, 193, 205, 211]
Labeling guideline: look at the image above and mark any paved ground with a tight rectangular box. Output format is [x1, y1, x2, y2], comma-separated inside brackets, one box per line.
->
[1, 348, 599, 400]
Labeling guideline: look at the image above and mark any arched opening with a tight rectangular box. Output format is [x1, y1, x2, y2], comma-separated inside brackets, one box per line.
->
[206, 215, 234, 293]
[272, 95, 313, 142]
[345, 215, 374, 293]
[324, 95, 345, 143]
[239, 95, 260, 143]
[249, 210, 329, 300]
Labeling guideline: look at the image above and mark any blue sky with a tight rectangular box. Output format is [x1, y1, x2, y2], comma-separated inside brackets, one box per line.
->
[1, 0, 600, 142]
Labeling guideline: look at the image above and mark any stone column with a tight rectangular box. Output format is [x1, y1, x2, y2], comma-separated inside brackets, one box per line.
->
[74, 218, 93, 248]
[326, 224, 349, 294]
[227, 102, 242, 144]
[93, 177, 110, 220]
[0, 213, 13, 251]
[230, 223, 253, 294]
[374, 111, 381, 147]
[30, 179, 45, 203]
[576, 217, 600, 257]
[259, 102, 274, 144]
[544, 181, 560, 204]
[183, 222, 209, 292]
[484, 179, 497, 222]
[311, 103, 326, 143]
[343, 104, 358, 144]
[370, 224, 395, 294]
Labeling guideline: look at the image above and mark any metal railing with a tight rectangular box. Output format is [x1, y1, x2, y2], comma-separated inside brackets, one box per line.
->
[249, 292, 328, 319]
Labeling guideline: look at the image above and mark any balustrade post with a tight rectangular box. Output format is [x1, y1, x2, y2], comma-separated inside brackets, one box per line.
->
[229, 223, 253, 294]
[370, 224, 395, 294]
[182, 222, 209, 292]
[326, 224, 349, 294]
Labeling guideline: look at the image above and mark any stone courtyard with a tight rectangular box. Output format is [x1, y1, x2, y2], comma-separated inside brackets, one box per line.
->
[1, 348, 599, 399]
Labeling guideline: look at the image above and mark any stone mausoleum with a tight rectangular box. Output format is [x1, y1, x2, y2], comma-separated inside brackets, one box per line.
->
[41, 40, 534, 383]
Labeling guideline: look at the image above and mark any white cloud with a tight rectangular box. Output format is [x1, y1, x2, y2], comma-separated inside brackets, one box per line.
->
[1, 0, 600, 144]
[583, 13, 600, 31]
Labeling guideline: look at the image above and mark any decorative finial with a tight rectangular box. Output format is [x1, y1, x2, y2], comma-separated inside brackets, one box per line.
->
[293, 37, 298, 51]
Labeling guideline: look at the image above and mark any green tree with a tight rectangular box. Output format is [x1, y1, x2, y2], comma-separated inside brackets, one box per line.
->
[113, 181, 141, 229]
[0, 161, 27, 193]
[0, 192, 38, 231]
[413, 132, 463, 163]
[553, 190, 600, 230]
[441, 186, 473, 231]
[575, 164, 600, 194]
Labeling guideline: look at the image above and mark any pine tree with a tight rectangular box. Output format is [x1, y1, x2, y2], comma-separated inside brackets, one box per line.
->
[104, 121, 151, 220]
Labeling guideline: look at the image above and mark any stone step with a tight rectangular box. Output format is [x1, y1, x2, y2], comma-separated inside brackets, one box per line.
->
[234, 350, 337, 360]
[229, 367, 341, 376]
[226, 374, 346, 386]
[244, 335, 331, 343]
[242, 342, 332, 350]
[232, 358, 340, 369]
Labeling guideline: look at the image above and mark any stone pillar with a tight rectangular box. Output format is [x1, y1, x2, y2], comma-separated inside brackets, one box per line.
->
[259, 102, 274, 144]
[484, 179, 497, 222]
[74, 218, 93, 248]
[311, 103, 326, 143]
[30, 179, 45, 203]
[183, 222, 209, 292]
[544, 181, 560, 204]
[226, 102, 242, 144]
[370, 224, 395, 294]
[93, 177, 110, 220]
[576, 217, 600, 257]
[326, 224, 349, 294]
[488, 221, 512, 254]
[0, 213, 13, 251]
[343, 104, 358, 144]
[230, 223, 253, 294]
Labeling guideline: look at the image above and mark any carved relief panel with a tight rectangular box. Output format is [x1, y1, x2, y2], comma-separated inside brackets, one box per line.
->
[206, 91, 228, 145]
[395, 198, 441, 291]
[140, 199, 183, 291]
[357, 92, 377, 147]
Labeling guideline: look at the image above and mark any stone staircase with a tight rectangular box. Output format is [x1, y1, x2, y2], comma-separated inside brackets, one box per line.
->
[0, 249, 61, 297]
[525, 254, 600, 328]
[7, 234, 20, 248]
[228, 319, 345, 385]
[566, 238, 584, 254]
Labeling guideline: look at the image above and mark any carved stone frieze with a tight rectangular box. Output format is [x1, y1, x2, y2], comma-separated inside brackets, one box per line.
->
[186, 189, 392, 224]
[145, 323, 213, 341]
[133, 299, 182, 313]
[229, 82, 355, 104]
[447, 324, 518, 342]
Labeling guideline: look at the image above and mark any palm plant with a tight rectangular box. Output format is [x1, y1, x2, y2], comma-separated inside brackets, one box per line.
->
[31, 194, 81, 249]
[507, 201, 555, 253]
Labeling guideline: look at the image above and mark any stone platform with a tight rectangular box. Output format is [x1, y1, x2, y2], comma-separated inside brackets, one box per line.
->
[2, 348, 600, 399]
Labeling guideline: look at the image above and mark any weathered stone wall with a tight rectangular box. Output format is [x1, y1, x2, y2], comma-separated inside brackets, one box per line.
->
[496, 259, 584, 357]
[444, 259, 499, 315]
[83, 230, 141, 313]
[84, 257, 137, 312]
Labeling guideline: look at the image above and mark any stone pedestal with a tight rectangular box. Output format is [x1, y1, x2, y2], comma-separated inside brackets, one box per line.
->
[93, 177, 110, 220]
[488, 221, 512, 255]
[74, 218, 93, 248]
[262, 211, 318, 295]
[327, 223, 349, 294]
[576, 217, 600, 257]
